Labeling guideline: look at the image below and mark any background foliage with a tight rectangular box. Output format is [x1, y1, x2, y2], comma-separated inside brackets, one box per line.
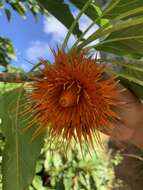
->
[29, 140, 122, 190]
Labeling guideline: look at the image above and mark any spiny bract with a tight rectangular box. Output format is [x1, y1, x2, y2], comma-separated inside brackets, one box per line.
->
[25, 49, 121, 149]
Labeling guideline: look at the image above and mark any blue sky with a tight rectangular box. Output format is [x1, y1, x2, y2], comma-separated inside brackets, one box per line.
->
[0, 3, 98, 71]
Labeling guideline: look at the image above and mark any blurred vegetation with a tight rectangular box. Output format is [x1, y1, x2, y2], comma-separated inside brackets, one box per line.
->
[0, 37, 15, 69]
[0, 134, 123, 190]
[29, 139, 123, 190]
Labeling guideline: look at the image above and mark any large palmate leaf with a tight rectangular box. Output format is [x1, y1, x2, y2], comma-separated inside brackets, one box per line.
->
[103, 0, 143, 21]
[0, 88, 44, 190]
[70, 0, 143, 27]
[95, 0, 143, 58]
[78, 16, 143, 59]
[72, 0, 143, 59]
[97, 0, 143, 58]
[95, 21, 143, 58]
[38, 0, 82, 37]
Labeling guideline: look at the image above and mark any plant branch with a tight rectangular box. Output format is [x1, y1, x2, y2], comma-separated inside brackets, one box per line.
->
[0, 72, 35, 83]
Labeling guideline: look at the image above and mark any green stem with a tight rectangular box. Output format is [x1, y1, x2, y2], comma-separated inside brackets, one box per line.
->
[87, 35, 143, 49]
[0, 72, 34, 83]
[102, 0, 120, 15]
[62, 0, 92, 50]
[70, 22, 95, 51]
[78, 17, 143, 51]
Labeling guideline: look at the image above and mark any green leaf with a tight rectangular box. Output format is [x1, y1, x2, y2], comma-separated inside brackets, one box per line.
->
[56, 178, 64, 190]
[0, 0, 47, 19]
[75, 1, 143, 59]
[4, 8, 11, 21]
[69, 0, 103, 24]
[64, 178, 73, 190]
[63, 0, 92, 49]
[0, 88, 44, 190]
[32, 175, 45, 190]
[120, 77, 143, 100]
[38, 0, 82, 37]
[103, 0, 143, 21]
[121, 65, 143, 99]
[0, 37, 16, 67]
[10, 2, 26, 16]
[95, 21, 143, 58]
[0, 0, 3, 8]
[81, 16, 143, 58]
[107, 60, 143, 99]
[30, 5, 40, 18]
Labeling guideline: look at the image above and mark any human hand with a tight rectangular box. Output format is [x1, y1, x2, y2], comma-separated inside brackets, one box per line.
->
[105, 84, 143, 149]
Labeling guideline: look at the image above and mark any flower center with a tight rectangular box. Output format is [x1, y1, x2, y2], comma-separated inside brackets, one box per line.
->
[59, 89, 77, 108]
[59, 83, 80, 108]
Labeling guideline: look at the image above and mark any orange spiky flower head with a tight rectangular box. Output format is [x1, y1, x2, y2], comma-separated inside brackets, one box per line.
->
[26, 49, 121, 148]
